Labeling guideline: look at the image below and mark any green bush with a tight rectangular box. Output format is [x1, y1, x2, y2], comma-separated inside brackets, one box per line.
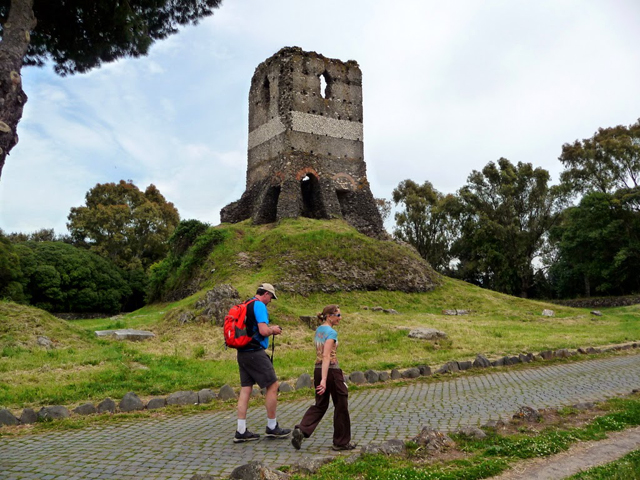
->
[147, 224, 226, 302]
[10, 241, 132, 313]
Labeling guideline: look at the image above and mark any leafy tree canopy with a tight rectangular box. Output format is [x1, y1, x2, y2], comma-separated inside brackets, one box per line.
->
[453, 158, 564, 297]
[392, 180, 459, 272]
[0, 0, 222, 75]
[548, 190, 640, 297]
[6, 241, 131, 313]
[67, 180, 180, 271]
[559, 118, 640, 197]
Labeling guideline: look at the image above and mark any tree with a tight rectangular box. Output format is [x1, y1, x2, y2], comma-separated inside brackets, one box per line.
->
[559, 119, 640, 200]
[13, 241, 131, 312]
[0, 0, 222, 180]
[0, 232, 25, 301]
[375, 198, 392, 224]
[67, 180, 180, 271]
[392, 180, 460, 272]
[453, 158, 564, 297]
[548, 191, 640, 297]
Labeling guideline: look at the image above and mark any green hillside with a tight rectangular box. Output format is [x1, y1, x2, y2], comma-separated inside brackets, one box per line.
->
[1, 219, 639, 409]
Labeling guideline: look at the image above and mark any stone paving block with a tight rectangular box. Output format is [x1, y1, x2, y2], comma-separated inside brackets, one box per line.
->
[2, 355, 640, 479]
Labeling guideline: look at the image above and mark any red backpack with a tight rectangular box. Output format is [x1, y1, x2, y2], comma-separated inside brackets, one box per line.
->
[223, 299, 257, 349]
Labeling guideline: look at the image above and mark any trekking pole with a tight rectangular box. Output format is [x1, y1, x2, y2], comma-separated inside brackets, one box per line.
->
[270, 334, 275, 363]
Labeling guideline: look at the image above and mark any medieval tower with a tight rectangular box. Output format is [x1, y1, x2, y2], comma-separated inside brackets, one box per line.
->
[221, 47, 384, 237]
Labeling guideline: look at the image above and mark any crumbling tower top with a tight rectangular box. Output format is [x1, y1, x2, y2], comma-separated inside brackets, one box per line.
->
[221, 46, 383, 237]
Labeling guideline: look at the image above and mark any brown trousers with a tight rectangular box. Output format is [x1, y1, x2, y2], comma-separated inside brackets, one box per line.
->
[296, 367, 351, 446]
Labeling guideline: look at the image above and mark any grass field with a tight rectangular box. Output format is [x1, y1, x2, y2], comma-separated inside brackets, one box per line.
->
[2, 274, 639, 409]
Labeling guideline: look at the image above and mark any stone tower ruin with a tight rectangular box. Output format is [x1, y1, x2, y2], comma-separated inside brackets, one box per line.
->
[220, 47, 384, 237]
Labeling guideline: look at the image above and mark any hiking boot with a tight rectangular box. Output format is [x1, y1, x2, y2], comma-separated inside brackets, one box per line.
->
[233, 430, 260, 443]
[332, 442, 357, 451]
[291, 427, 304, 450]
[265, 423, 291, 438]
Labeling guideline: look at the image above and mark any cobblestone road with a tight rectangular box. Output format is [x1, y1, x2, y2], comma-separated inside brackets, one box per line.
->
[2, 355, 640, 479]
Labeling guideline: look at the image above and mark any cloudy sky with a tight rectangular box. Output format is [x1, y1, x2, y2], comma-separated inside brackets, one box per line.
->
[1, 0, 639, 234]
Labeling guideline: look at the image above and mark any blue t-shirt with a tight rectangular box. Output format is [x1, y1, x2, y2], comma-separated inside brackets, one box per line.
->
[314, 325, 338, 365]
[252, 298, 270, 350]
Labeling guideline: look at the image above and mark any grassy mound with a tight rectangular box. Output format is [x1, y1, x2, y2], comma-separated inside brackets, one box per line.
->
[0, 301, 93, 351]
[150, 218, 439, 302]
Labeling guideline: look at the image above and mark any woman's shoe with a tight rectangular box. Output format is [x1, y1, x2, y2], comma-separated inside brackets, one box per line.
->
[332, 442, 357, 451]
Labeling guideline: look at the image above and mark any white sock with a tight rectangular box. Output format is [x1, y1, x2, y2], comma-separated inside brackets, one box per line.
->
[267, 418, 277, 430]
[237, 419, 246, 434]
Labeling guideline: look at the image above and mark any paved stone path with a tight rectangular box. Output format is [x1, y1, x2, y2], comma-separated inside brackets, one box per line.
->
[2, 355, 640, 480]
[490, 425, 640, 479]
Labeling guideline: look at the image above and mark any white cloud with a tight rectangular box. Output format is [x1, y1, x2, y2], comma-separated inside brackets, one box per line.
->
[1, 0, 640, 234]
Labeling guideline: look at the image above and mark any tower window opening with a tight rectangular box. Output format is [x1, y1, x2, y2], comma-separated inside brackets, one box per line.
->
[319, 71, 332, 99]
[300, 173, 327, 219]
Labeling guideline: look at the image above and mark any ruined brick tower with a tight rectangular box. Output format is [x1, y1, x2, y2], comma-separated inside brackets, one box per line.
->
[220, 47, 384, 237]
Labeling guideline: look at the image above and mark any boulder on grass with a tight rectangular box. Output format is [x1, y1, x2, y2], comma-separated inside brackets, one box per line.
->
[119, 392, 144, 412]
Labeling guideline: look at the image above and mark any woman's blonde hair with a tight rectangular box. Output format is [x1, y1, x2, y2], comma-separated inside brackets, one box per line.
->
[317, 304, 339, 321]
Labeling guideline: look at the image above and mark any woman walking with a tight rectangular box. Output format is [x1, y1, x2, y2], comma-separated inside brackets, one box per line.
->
[291, 305, 356, 451]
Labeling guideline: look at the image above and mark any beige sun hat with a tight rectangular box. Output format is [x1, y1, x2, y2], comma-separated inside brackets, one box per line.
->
[259, 283, 278, 299]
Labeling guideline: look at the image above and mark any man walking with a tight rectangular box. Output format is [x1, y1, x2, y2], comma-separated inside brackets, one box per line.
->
[234, 283, 291, 443]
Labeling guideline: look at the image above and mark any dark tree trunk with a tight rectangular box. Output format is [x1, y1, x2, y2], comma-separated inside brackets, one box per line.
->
[0, 0, 35, 180]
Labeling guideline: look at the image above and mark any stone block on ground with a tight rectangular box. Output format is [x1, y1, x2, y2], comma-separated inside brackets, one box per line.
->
[218, 384, 237, 401]
[491, 357, 505, 367]
[167, 390, 198, 406]
[408, 328, 447, 340]
[0, 409, 19, 426]
[278, 382, 293, 393]
[513, 406, 542, 422]
[542, 309, 555, 317]
[555, 348, 570, 358]
[147, 398, 166, 410]
[482, 419, 506, 430]
[436, 361, 459, 374]
[38, 406, 70, 421]
[349, 371, 365, 384]
[361, 439, 406, 455]
[539, 350, 555, 360]
[417, 365, 432, 376]
[37, 335, 54, 349]
[73, 403, 96, 415]
[473, 354, 491, 368]
[365, 369, 379, 383]
[119, 392, 144, 412]
[229, 460, 289, 479]
[383, 309, 399, 314]
[296, 373, 313, 390]
[411, 427, 455, 452]
[458, 360, 472, 370]
[293, 456, 334, 474]
[378, 371, 390, 381]
[97, 398, 116, 414]
[198, 388, 216, 404]
[456, 426, 487, 439]
[390, 369, 401, 380]
[94, 329, 155, 341]
[252, 387, 262, 397]
[591, 310, 603, 316]
[401, 367, 420, 379]
[20, 408, 37, 424]
[372, 306, 383, 312]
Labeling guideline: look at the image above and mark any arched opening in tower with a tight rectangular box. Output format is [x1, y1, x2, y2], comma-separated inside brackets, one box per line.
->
[300, 173, 326, 219]
[256, 185, 280, 224]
